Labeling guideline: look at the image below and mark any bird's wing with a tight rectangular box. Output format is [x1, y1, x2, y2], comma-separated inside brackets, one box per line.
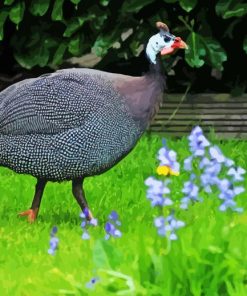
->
[0, 69, 119, 135]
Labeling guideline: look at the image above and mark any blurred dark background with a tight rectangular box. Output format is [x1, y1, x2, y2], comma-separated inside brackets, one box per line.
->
[0, 0, 246, 94]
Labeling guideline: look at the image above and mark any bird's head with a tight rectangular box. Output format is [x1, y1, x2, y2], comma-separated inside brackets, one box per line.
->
[146, 21, 188, 64]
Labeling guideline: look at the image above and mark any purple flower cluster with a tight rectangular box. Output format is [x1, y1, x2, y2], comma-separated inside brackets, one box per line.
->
[145, 138, 185, 240]
[180, 173, 202, 209]
[157, 139, 180, 173]
[48, 226, 59, 255]
[104, 210, 122, 240]
[145, 177, 172, 207]
[145, 126, 246, 240]
[184, 126, 246, 212]
[80, 207, 98, 240]
[154, 214, 185, 240]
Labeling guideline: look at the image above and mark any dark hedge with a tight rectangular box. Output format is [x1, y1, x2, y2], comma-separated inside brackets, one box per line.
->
[0, 0, 246, 94]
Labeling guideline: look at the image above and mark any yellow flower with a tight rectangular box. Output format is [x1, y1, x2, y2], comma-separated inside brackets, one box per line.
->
[156, 165, 180, 176]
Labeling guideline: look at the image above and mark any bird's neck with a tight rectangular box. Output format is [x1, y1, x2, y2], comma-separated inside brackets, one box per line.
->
[114, 56, 165, 132]
[148, 54, 163, 75]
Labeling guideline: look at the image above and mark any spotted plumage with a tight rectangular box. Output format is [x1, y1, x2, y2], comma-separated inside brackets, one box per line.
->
[0, 69, 143, 180]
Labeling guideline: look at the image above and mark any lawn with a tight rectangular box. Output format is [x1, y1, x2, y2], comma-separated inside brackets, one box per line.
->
[0, 129, 247, 296]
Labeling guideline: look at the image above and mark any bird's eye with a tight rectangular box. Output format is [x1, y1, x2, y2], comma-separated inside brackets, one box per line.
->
[164, 36, 171, 42]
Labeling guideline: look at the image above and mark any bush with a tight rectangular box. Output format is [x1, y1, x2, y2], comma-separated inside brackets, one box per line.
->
[0, 0, 246, 93]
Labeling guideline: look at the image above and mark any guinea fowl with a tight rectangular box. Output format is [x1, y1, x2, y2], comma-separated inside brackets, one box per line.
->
[0, 21, 187, 222]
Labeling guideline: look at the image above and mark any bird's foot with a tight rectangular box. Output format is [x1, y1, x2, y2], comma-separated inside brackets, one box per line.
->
[87, 209, 94, 221]
[18, 208, 39, 223]
[82, 208, 96, 225]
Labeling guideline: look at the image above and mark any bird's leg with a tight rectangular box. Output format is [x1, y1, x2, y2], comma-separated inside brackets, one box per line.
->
[19, 178, 47, 223]
[72, 178, 93, 220]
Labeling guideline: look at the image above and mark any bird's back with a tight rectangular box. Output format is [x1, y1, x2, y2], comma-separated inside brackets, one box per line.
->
[0, 69, 142, 180]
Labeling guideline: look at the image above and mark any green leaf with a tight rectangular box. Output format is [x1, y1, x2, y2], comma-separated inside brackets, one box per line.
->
[89, 5, 107, 30]
[122, 0, 155, 13]
[4, 0, 15, 5]
[224, 3, 247, 18]
[51, 0, 64, 21]
[93, 32, 119, 57]
[93, 239, 122, 270]
[100, 0, 110, 6]
[243, 36, 247, 54]
[202, 37, 227, 70]
[52, 42, 67, 64]
[63, 15, 94, 37]
[93, 239, 111, 269]
[68, 34, 84, 56]
[185, 32, 227, 70]
[179, 0, 197, 12]
[9, 1, 25, 26]
[29, 0, 50, 16]
[185, 32, 206, 68]
[0, 9, 9, 40]
[216, 0, 247, 19]
[70, 0, 81, 4]
[12, 32, 58, 69]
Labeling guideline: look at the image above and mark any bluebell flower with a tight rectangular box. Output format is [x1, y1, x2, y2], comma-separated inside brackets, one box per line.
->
[180, 177, 201, 209]
[86, 277, 100, 289]
[200, 172, 217, 193]
[154, 214, 185, 240]
[81, 231, 90, 240]
[105, 211, 122, 240]
[225, 158, 235, 167]
[217, 178, 244, 212]
[48, 226, 59, 255]
[108, 210, 121, 226]
[227, 166, 246, 182]
[209, 146, 225, 163]
[184, 156, 193, 171]
[204, 160, 222, 176]
[199, 157, 210, 169]
[157, 146, 180, 174]
[188, 126, 210, 156]
[80, 208, 98, 240]
[145, 177, 172, 207]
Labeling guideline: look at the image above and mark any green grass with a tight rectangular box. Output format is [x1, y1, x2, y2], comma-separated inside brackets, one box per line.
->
[0, 132, 247, 296]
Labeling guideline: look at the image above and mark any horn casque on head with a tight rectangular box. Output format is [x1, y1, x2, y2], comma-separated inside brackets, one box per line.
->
[156, 21, 169, 32]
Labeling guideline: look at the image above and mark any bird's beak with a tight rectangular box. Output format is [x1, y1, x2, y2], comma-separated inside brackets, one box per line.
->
[171, 37, 188, 49]
[160, 36, 188, 56]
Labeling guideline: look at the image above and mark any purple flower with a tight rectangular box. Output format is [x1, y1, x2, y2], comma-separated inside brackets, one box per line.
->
[204, 160, 222, 176]
[109, 210, 118, 221]
[157, 146, 180, 173]
[82, 231, 90, 240]
[227, 166, 246, 182]
[145, 177, 173, 207]
[184, 156, 193, 171]
[217, 178, 244, 212]
[154, 214, 185, 240]
[48, 226, 59, 255]
[209, 146, 225, 163]
[199, 157, 210, 169]
[80, 208, 98, 240]
[180, 175, 201, 209]
[108, 210, 121, 226]
[86, 277, 100, 289]
[105, 211, 122, 240]
[225, 158, 235, 167]
[188, 126, 210, 156]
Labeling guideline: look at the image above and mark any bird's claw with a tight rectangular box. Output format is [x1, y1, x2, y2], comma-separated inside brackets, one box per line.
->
[18, 208, 39, 223]
[87, 209, 94, 221]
